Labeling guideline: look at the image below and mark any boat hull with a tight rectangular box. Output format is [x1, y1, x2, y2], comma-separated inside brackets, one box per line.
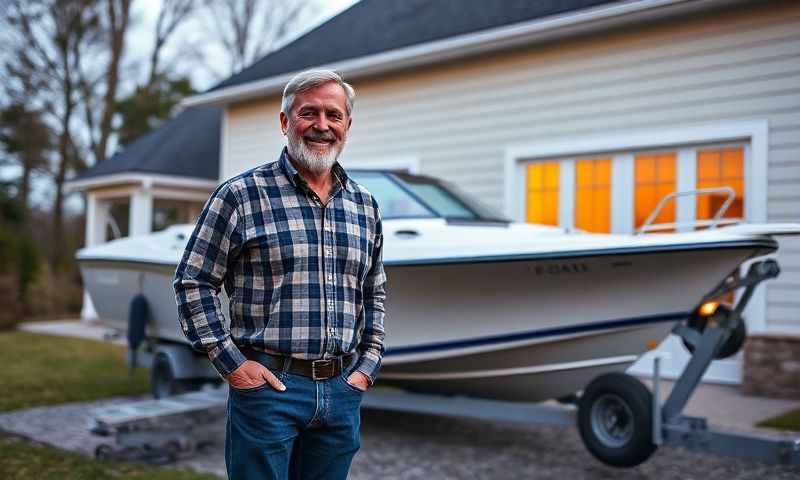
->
[79, 242, 762, 402]
[374, 246, 756, 401]
[78, 260, 198, 343]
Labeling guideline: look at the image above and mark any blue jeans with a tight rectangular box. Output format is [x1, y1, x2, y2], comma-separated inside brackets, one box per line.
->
[225, 356, 364, 480]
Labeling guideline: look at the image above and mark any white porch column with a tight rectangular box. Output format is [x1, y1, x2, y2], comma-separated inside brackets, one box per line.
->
[129, 180, 154, 236]
[85, 192, 112, 246]
[81, 193, 113, 321]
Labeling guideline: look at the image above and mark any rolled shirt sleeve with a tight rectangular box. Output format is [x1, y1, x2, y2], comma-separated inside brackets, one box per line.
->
[353, 205, 387, 385]
[173, 182, 247, 377]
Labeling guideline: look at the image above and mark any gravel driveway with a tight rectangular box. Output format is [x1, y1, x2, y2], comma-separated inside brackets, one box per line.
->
[1, 396, 798, 479]
[353, 409, 800, 479]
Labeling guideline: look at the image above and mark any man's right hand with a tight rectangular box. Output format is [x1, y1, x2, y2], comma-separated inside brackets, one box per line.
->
[225, 360, 286, 391]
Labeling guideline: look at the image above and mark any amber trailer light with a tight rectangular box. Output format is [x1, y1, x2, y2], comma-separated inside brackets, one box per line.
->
[698, 301, 719, 317]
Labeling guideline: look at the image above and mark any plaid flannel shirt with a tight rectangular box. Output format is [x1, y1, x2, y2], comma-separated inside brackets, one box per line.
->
[173, 148, 386, 383]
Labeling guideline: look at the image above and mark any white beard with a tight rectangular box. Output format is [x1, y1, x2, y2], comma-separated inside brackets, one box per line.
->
[286, 127, 344, 174]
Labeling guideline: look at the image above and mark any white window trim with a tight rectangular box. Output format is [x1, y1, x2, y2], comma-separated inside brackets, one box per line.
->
[504, 120, 767, 222]
[611, 153, 634, 234]
[503, 119, 769, 334]
[558, 159, 575, 231]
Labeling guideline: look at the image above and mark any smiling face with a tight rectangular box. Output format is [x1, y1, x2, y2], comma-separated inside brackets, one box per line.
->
[280, 81, 352, 174]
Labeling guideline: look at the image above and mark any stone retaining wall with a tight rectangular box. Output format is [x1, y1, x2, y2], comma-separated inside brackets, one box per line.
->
[743, 334, 800, 399]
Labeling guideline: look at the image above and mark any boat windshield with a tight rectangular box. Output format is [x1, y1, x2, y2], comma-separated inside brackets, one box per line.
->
[349, 171, 508, 222]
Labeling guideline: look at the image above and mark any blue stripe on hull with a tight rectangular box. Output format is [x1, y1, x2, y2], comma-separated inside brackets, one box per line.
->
[384, 311, 689, 356]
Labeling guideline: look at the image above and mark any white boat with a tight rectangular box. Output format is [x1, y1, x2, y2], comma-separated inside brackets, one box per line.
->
[76, 170, 800, 404]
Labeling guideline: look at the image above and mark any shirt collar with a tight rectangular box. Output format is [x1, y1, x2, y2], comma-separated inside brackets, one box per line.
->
[279, 147, 352, 193]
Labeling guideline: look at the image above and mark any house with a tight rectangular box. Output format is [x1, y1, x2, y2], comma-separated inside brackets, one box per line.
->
[68, 0, 800, 396]
[66, 106, 221, 318]
[68, 106, 221, 242]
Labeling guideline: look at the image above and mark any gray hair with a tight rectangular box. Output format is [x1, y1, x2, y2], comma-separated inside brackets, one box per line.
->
[281, 69, 356, 116]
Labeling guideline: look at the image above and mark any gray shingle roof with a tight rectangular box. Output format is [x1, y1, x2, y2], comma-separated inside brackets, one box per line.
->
[210, 0, 620, 92]
[70, 106, 221, 182]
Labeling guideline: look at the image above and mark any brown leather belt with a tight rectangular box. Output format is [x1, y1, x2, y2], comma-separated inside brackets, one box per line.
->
[241, 348, 356, 381]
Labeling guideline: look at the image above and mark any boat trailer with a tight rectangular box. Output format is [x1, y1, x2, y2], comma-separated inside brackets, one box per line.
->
[89, 259, 800, 467]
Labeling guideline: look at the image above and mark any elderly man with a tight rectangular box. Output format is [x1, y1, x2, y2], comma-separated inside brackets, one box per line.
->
[173, 69, 386, 480]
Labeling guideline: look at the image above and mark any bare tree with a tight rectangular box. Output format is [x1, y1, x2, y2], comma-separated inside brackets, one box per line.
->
[146, 0, 196, 88]
[0, 103, 54, 219]
[0, 15, 55, 220]
[72, 0, 132, 164]
[94, 0, 132, 162]
[203, 0, 312, 76]
[110, 0, 198, 148]
[76, 0, 197, 160]
[3, 0, 189, 264]
[3, 0, 102, 267]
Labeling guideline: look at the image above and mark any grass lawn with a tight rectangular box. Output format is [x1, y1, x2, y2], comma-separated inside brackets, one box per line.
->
[0, 432, 219, 480]
[757, 408, 800, 432]
[0, 330, 150, 412]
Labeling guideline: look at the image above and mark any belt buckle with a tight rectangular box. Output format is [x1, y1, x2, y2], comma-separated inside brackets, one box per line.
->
[311, 359, 334, 381]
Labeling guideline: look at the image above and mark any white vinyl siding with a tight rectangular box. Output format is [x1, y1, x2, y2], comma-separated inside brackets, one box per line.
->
[224, 2, 800, 340]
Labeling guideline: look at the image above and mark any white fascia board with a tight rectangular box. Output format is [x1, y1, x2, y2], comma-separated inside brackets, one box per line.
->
[64, 172, 219, 193]
[183, 0, 739, 108]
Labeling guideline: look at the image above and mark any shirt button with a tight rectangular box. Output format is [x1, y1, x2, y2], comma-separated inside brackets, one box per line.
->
[325, 247, 332, 256]
[327, 273, 333, 282]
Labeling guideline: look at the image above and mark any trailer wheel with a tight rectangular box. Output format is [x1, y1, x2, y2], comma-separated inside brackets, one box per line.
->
[681, 305, 746, 360]
[152, 352, 209, 398]
[578, 373, 656, 467]
[95, 444, 113, 460]
[717, 318, 747, 359]
[151, 352, 190, 398]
